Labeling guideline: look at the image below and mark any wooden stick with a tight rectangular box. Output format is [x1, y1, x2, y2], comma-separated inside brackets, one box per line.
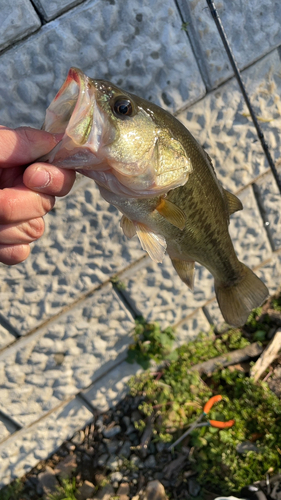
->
[191, 342, 263, 376]
[250, 329, 281, 382]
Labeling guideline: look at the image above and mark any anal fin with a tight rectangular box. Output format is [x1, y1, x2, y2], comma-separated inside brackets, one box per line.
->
[171, 258, 195, 290]
[135, 222, 166, 263]
[223, 189, 243, 215]
[155, 198, 185, 230]
[120, 215, 136, 239]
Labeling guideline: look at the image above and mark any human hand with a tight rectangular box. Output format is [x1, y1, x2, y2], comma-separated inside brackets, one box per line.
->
[0, 126, 76, 265]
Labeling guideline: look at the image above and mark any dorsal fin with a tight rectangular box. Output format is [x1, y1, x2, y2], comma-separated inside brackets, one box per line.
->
[171, 258, 195, 290]
[223, 189, 243, 215]
[134, 223, 166, 263]
[120, 215, 136, 239]
[155, 198, 185, 230]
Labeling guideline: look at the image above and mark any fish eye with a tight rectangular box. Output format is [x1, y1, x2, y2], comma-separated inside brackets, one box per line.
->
[113, 98, 133, 118]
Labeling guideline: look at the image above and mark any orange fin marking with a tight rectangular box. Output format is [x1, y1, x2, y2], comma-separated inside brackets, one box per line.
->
[135, 223, 166, 263]
[155, 198, 185, 230]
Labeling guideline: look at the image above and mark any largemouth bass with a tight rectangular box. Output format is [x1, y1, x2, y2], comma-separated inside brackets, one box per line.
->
[41, 67, 268, 327]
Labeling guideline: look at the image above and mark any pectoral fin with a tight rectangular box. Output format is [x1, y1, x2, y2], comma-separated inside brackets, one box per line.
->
[224, 189, 243, 215]
[135, 223, 167, 263]
[171, 258, 195, 290]
[156, 199, 185, 230]
[120, 215, 136, 239]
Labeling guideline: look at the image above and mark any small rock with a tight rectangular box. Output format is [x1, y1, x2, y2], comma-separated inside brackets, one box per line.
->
[144, 455, 156, 469]
[130, 454, 141, 468]
[93, 484, 114, 500]
[97, 453, 109, 467]
[117, 482, 130, 495]
[156, 442, 166, 453]
[110, 471, 123, 482]
[106, 455, 121, 471]
[71, 430, 85, 446]
[125, 423, 135, 435]
[119, 440, 131, 458]
[96, 417, 104, 432]
[131, 410, 142, 422]
[143, 480, 167, 500]
[54, 455, 77, 478]
[37, 466, 59, 496]
[76, 480, 95, 500]
[104, 439, 120, 455]
[117, 482, 130, 500]
[122, 416, 131, 429]
[188, 477, 201, 497]
[103, 424, 121, 438]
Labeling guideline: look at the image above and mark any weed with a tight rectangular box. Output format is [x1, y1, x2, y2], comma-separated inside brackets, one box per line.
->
[47, 477, 77, 500]
[128, 313, 281, 495]
[0, 480, 24, 500]
[127, 316, 178, 369]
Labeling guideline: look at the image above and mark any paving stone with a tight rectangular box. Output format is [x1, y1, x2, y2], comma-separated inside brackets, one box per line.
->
[228, 186, 272, 268]
[254, 170, 281, 252]
[0, 0, 205, 130]
[241, 50, 281, 165]
[32, 0, 83, 21]
[0, 0, 41, 52]
[0, 415, 15, 443]
[173, 309, 211, 347]
[178, 78, 269, 194]
[177, 0, 281, 89]
[83, 361, 141, 413]
[0, 180, 144, 335]
[0, 397, 93, 487]
[119, 255, 214, 329]
[0, 324, 16, 351]
[255, 252, 281, 297]
[0, 284, 134, 427]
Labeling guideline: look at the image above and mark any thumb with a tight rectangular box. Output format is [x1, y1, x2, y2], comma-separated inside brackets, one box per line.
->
[0, 126, 60, 168]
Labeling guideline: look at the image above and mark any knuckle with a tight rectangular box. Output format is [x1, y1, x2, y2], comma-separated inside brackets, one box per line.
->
[25, 218, 45, 240]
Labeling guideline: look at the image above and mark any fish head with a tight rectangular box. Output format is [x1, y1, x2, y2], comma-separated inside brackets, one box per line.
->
[43, 67, 192, 197]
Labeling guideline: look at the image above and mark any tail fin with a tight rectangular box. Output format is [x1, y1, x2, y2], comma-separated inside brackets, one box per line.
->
[214, 263, 269, 327]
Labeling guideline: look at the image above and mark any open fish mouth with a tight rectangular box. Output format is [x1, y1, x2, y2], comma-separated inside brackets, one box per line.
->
[41, 67, 112, 169]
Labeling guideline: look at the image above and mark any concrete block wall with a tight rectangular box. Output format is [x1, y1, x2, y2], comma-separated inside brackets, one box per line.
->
[0, 0, 280, 486]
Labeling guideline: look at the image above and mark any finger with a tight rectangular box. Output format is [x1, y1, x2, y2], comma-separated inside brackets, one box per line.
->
[0, 217, 45, 245]
[23, 163, 76, 197]
[0, 185, 55, 224]
[0, 244, 31, 265]
[0, 126, 59, 168]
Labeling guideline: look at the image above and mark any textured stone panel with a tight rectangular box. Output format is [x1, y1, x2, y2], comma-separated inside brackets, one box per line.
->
[83, 361, 142, 413]
[0, 324, 16, 351]
[173, 308, 211, 347]
[177, 0, 281, 88]
[32, 0, 83, 21]
[255, 170, 281, 251]
[119, 255, 214, 328]
[228, 186, 272, 268]
[255, 252, 281, 297]
[241, 50, 281, 165]
[0, 180, 144, 335]
[0, 0, 40, 52]
[0, 397, 93, 487]
[178, 78, 269, 194]
[0, 284, 134, 427]
[0, 0, 205, 129]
